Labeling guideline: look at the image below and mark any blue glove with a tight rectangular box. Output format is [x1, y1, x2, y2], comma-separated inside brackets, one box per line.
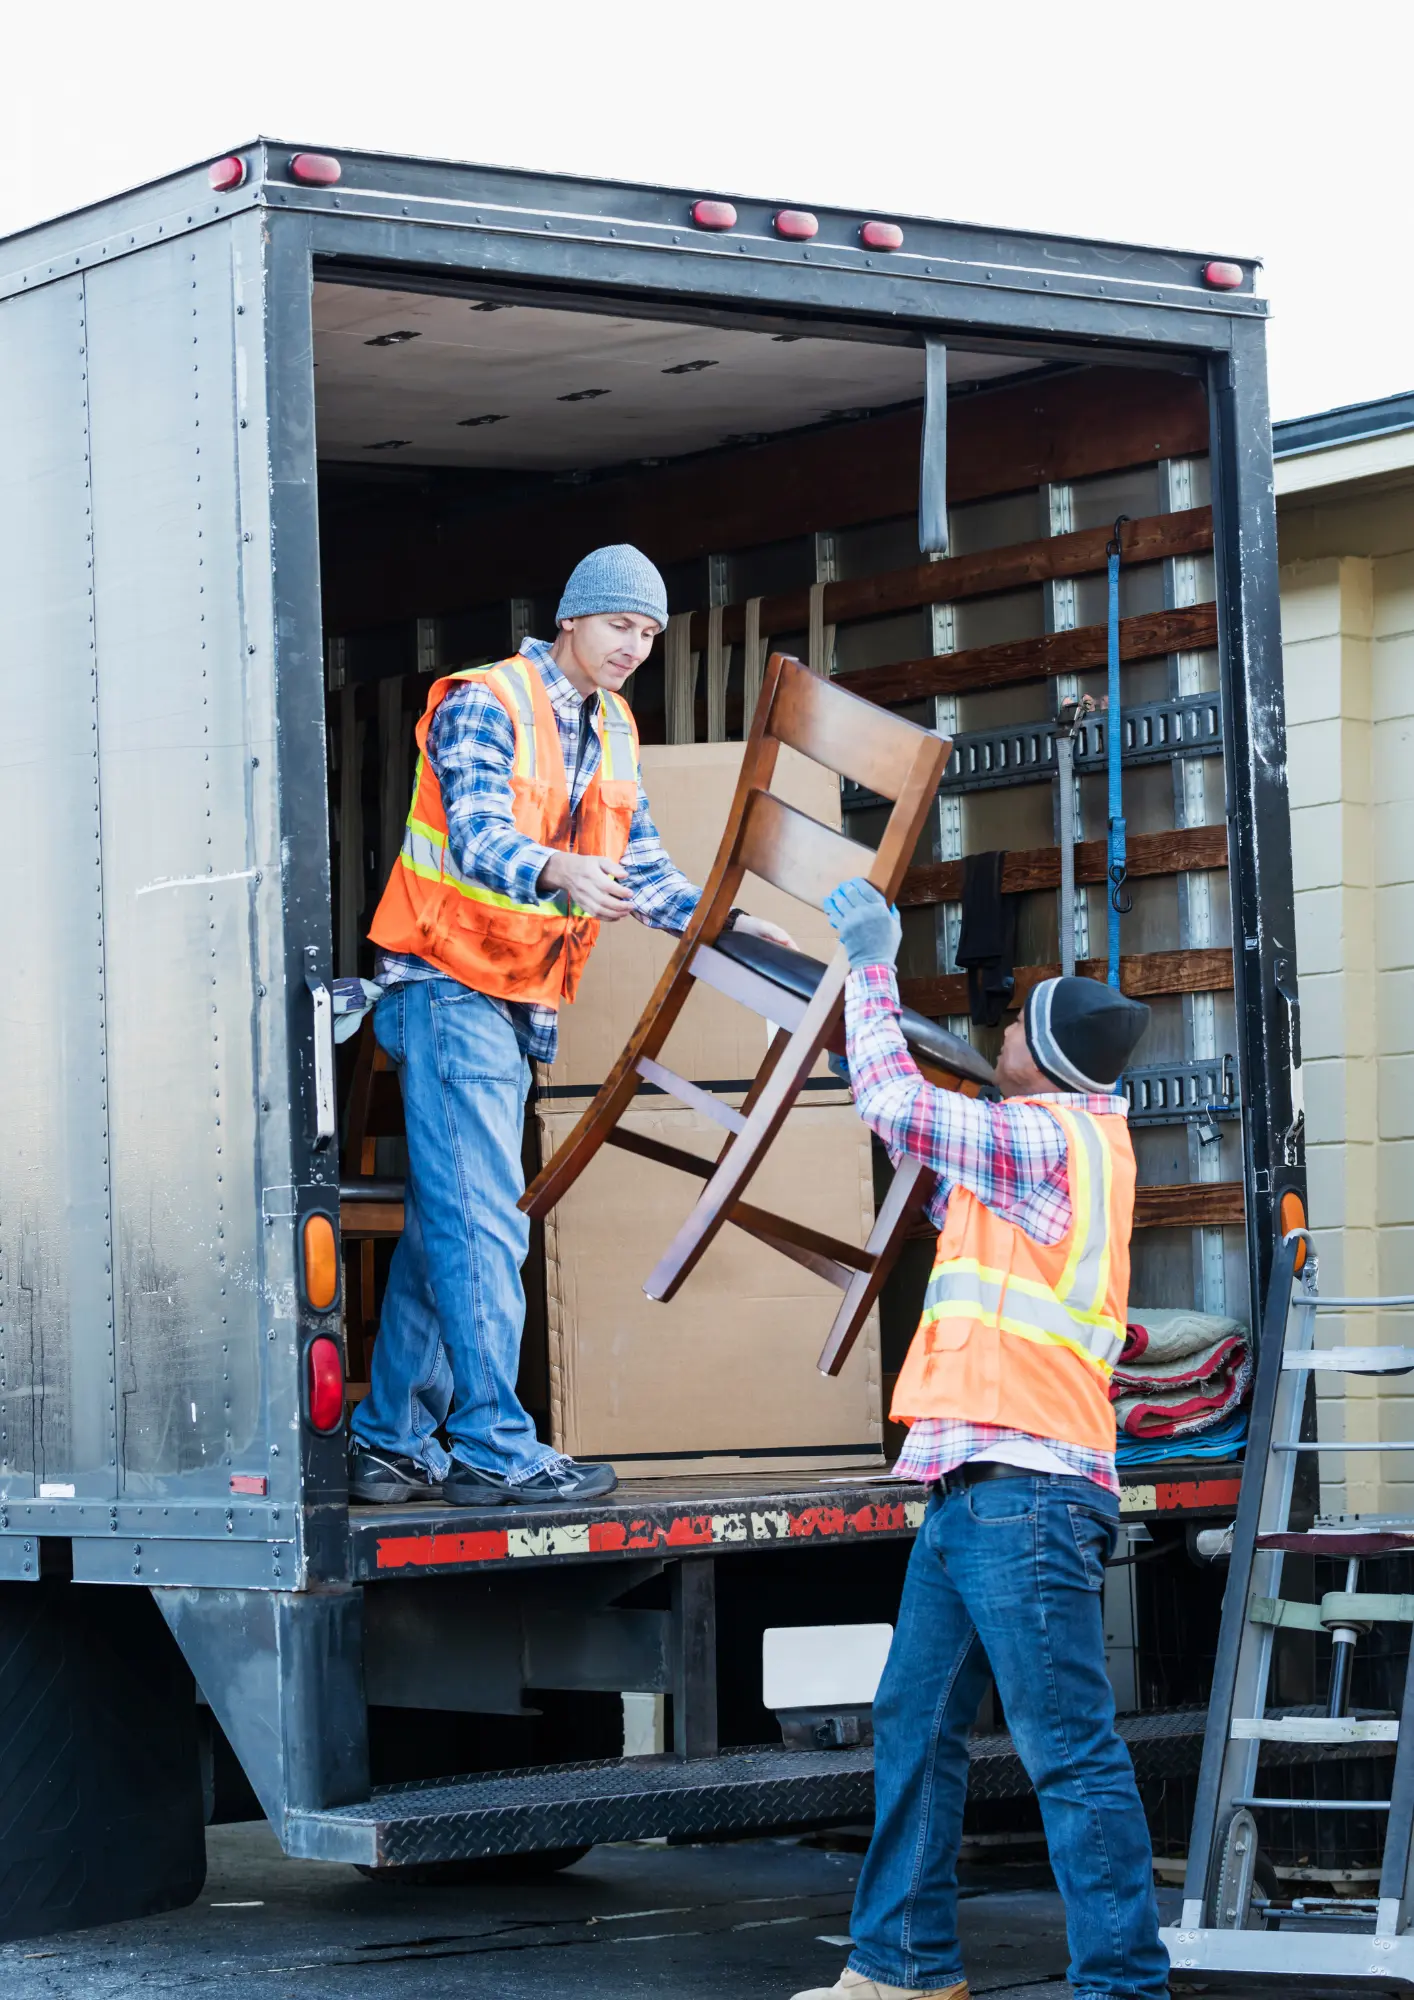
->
[824, 877, 903, 970]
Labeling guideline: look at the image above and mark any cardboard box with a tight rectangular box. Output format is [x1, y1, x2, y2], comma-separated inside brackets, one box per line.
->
[538, 1098, 883, 1475]
[542, 742, 845, 1094]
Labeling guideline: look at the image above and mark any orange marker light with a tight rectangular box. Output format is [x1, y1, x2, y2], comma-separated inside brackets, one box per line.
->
[1279, 1190, 1308, 1272]
[302, 1212, 339, 1310]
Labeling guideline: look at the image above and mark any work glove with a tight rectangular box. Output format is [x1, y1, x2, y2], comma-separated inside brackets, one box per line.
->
[824, 877, 903, 970]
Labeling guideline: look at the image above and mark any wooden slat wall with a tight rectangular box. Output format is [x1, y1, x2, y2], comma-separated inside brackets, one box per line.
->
[901, 949, 1235, 1018]
[900, 826, 1229, 908]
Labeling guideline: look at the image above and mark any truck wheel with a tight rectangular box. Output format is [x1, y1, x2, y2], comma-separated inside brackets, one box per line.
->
[356, 1846, 592, 1886]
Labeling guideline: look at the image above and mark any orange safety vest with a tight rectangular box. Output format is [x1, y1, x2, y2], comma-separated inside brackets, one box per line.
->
[891, 1103, 1135, 1454]
[368, 653, 640, 1007]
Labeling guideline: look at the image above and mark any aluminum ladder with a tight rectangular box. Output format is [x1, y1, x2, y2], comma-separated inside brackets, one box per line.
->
[1164, 1231, 1414, 1985]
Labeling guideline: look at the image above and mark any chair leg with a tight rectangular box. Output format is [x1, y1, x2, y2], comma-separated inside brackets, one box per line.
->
[815, 1156, 936, 1378]
[644, 956, 848, 1302]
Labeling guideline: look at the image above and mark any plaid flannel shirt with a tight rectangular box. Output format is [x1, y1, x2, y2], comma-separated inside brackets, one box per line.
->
[376, 639, 700, 1063]
[845, 962, 1125, 1495]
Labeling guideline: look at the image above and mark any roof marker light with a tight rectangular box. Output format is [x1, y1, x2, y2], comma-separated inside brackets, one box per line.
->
[289, 152, 342, 186]
[860, 221, 904, 251]
[208, 157, 246, 193]
[692, 199, 737, 231]
[1203, 260, 1243, 290]
[774, 209, 819, 241]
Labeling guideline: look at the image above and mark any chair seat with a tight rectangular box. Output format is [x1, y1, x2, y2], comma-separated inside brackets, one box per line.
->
[714, 931, 996, 1089]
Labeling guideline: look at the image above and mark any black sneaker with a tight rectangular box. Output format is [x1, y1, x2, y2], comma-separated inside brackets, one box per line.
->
[348, 1443, 443, 1504]
[442, 1456, 618, 1507]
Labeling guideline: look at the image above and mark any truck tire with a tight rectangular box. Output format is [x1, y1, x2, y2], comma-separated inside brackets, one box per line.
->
[356, 1846, 592, 1886]
[0, 1578, 206, 1943]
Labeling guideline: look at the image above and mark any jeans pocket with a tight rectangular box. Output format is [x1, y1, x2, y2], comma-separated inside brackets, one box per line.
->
[430, 989, 525, 1085]
[1066, 1502, 1118, 1591]
[966, 1477, 1037, 1524]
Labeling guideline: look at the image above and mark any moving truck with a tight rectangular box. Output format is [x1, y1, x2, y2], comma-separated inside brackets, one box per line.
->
[0, 140, 1301, 1939]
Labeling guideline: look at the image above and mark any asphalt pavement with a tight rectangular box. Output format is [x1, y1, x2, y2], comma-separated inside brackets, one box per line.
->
[0, 1824, 1401, 1999]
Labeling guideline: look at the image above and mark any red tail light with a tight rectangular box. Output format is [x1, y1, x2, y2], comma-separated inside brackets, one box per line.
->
[1203, 260, 1243, 290]
[209, 157, 246, 192]
[691, 199, 737, 230]
[774, 209, 818, 241]
[290, 152, 342, 186]
[860, 220, 903, 251]
[306, 1336, 344, 1432]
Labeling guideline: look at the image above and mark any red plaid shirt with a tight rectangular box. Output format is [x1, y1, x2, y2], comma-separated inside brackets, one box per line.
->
[846, 963, 1125, 1495]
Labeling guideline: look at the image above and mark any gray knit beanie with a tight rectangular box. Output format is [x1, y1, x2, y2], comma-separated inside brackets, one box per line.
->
[1024, 976, 1150, 1092]
[556, 545, 668, 629]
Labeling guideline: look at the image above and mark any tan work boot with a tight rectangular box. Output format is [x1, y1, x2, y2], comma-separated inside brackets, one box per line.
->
[790, 1969, 969, 2000]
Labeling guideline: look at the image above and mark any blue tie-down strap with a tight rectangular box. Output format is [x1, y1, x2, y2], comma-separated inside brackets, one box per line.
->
[1106, 517, 1132, 988]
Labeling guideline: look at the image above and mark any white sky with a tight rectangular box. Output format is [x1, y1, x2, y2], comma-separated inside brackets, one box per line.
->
[6, 0, 1407, 423]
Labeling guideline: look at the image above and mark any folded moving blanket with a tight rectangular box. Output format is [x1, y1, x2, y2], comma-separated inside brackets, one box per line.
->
[1116, 1407, 1248, 1466]
[1112, 1306, 1252, 1441]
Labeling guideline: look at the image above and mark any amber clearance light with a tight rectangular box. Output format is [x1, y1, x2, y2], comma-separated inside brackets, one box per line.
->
[1279, 1189, 1308, 1273]
[302, 1212, 339, 1310]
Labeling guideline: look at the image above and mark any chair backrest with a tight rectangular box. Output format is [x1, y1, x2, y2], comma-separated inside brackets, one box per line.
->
[728, 653, 950, 914]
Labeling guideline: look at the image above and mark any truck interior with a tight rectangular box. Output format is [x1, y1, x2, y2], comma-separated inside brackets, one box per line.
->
[312, 274, 1246, 1501]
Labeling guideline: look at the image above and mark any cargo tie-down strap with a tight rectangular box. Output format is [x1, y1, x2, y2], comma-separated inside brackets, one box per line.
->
[1106, 515, 1132, 987]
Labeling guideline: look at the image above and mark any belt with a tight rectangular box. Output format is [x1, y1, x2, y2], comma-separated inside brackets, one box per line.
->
[938, 1460, 1051, 1494]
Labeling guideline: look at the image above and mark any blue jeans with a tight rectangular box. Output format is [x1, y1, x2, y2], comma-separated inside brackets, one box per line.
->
[350, 979, 554, 1480]
[849, 1475, 1168, 2000]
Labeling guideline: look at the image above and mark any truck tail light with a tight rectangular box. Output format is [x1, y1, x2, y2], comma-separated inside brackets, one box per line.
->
[774, 209, 818, 241]
[692, 199, 737, 230]
[1203, 260, 1243, 290]
[208, 156, 246, 192]
[289, 152, 342, 186]
[306, 1336, 344, 1432]
[1279, 1190, 1308, 1271]
[860, 220, 903, 251]
[302, 1212, 339, 1310]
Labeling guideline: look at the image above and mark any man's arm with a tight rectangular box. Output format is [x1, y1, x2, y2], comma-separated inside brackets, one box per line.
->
[844, 963, 1066, 1210]
[619, 778, 701, 934]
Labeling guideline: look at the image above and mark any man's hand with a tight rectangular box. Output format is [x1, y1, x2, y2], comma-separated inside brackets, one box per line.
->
[824, 877, 902, 970]
[539, 851, 634, 922]
[733, 913, 799, 951]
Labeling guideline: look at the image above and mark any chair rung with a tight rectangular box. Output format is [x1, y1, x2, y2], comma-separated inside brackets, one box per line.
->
[634, 1056, 745, 1135]
[1284, 1348, 1414, 1376]
[1231, 1717, 1399, 1743]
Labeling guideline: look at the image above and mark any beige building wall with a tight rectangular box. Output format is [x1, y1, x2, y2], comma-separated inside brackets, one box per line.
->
[1278, 463, 1414, 1514]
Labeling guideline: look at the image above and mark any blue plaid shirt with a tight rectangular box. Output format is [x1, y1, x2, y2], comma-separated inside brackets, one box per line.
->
[376, 639, 700, 1063]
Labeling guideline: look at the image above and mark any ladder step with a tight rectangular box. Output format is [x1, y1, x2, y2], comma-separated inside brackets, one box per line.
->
[1250, 1592, 1414, 1632]
[1234, 1795, 1392, 1811]
[1256, 1530, 1414, 1555]
[1283, 1347, 1414, 1375]
[1231, 1717, 1399, 1744]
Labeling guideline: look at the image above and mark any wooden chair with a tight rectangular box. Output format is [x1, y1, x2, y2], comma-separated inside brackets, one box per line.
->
[338, 1021, 407, 1387]
[522, 651, 996, 1378]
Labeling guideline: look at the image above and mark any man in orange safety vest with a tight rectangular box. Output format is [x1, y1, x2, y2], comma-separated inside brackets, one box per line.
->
[792, 876, 1166, 2000]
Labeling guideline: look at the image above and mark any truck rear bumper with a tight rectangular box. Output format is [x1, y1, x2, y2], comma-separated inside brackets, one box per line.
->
[349, 1469, 1244, 1581]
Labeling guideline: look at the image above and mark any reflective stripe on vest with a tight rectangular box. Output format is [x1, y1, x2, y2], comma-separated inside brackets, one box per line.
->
[919, 1106, 1125, 1379]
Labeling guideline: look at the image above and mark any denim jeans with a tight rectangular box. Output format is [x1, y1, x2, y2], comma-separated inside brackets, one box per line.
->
[349, 979, 554, 1480]
[849, 1475, 1169, 2000]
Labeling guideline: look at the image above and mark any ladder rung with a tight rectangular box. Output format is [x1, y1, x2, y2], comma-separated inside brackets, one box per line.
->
[1273, 1441, 1414, 1452]
[1308, 1295, 1414, 1308]
[1231, 1717, 1399, 1744]
[1234, 1796, 1392, 1811]
[1283, 1348, 1414, 1375]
